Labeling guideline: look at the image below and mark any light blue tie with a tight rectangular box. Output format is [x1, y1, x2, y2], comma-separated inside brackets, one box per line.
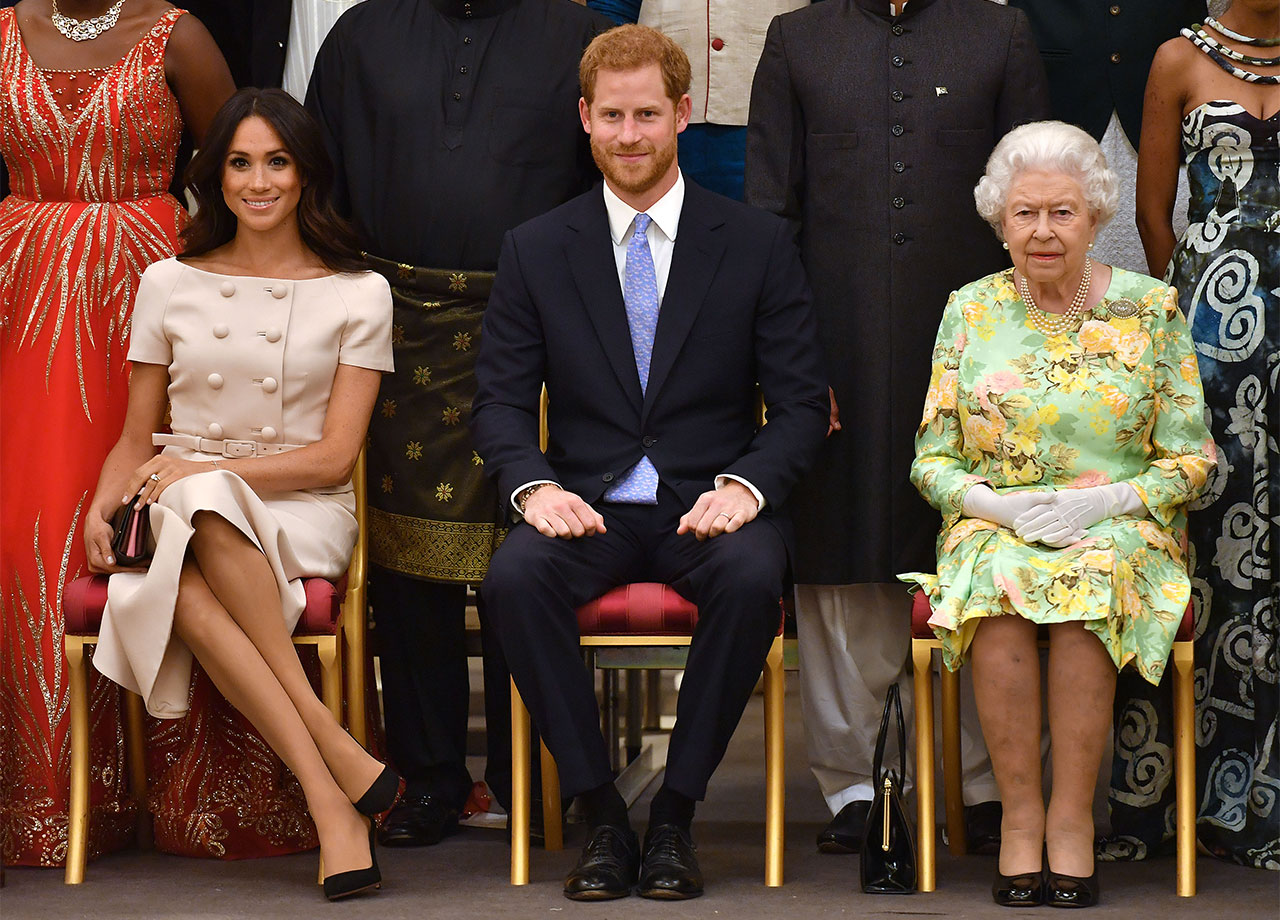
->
[604, 212, 660, 504]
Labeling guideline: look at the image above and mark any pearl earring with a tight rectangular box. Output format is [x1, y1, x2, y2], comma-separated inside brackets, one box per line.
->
[1002, 242, 1009, 250]
[1088, 241, 1095, 249]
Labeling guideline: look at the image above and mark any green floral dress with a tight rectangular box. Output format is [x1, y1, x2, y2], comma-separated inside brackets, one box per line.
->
[899, 267, 1216, 684]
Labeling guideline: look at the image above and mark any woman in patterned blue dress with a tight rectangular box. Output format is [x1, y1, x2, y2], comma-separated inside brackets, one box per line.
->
[1135, 0, 1278, 869]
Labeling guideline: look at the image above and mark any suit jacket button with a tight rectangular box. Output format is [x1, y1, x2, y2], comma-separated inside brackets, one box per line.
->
[892, 123, 904, 136]
[602, 473, 614, 483]
[265, 327, 282, 343]
[262, 376, 279, 393]
[213, 323, 229, 338]
[261, 426, 278, 442]
[271, 284, 289, 299]
[711, 37, 724, 51]
[642, 436, 655, 447]
[207, 423, 223, 439]
[220, 281, 235, 298]
[893, 232, 906, 244]
[891, 54, 904, 67]
[207, 373, 224, 389]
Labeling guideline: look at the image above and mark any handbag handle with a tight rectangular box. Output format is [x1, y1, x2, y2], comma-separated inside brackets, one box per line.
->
[872, 682, 908, 788]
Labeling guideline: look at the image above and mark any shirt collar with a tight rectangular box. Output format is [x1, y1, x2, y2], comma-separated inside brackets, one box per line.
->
[853, 0, 939, 21]
[603, 170, 685, 247]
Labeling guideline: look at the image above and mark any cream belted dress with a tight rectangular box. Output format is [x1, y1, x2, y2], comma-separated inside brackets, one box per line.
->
[93, 258, 393, 718]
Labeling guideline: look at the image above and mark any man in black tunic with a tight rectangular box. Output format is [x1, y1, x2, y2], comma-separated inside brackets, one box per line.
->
[746, 0, 1050, 854]
[307, 0, 610, 846]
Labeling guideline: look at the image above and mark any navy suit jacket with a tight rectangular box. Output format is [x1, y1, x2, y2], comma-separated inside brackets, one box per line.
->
[471, 180, 828, 529]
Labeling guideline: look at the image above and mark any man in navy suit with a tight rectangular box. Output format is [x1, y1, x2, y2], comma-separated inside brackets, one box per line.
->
[471, 24, 827, 902]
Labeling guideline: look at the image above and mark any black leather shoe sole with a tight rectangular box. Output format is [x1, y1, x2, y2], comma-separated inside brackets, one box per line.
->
[637, 883, 703, 900]
[563, 885, 632, 901]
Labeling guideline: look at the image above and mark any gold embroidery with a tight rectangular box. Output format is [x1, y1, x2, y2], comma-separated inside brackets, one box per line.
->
[412, 365, 432, 385]
[452, 332, 472, 352]
[380, 399, 397, 418]
[421, 300, 442, 310]
[435, 482, 454, 502]
[381, 475, 394, 493]
[391, 324, 405, 345]
[405, 440, 423, 460]
[471, 450, 484, 466]
[441, 406, 461, 426]
[448, 272, 467, 293]
[368, 508, 504, 582]
[396, 263, 414, 280]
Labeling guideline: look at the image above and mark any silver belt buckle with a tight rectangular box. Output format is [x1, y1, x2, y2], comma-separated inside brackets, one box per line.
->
[222, 439, 257, 458]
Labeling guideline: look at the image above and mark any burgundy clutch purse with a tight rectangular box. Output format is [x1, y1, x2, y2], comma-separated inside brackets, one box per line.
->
[110, 494, 152, 566]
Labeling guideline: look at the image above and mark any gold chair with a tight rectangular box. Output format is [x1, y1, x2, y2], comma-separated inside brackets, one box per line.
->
[62, 451, 370, 884]
[909, 591, 1197, 895]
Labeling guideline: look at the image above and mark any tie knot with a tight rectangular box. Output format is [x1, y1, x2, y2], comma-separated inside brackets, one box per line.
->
[632, 213, 651, 238]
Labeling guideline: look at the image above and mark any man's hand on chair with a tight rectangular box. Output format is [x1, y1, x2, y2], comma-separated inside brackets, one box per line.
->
[677, 481, 759, 541]
[524, 485, 607, 539]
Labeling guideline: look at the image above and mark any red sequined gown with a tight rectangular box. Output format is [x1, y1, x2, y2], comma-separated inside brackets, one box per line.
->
[0, 8, 315, 866]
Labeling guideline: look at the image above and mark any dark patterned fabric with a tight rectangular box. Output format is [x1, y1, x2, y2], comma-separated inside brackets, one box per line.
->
[1103, 101, 1278, 870]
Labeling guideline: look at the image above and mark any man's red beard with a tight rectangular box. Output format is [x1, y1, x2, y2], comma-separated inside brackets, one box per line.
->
[591, 135, 677, 197]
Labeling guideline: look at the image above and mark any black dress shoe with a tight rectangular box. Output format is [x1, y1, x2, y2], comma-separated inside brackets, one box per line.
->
[992, 868, 1044, 907]
[563, 824, 640, 901]
[817, 800, 871, 854]
[353, 765, 403, 817]
[965, 801, 1003, 856]
[377, 794, 459, 847]
[1047, 869, 1099, 908]
[638, 824, 703, 900]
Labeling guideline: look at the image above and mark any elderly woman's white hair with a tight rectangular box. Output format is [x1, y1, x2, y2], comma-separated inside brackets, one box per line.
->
[974, 121, 1118, 238]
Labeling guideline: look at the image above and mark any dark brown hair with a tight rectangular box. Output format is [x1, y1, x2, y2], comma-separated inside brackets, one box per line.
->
[179, 88, 366, 273]
[579, 24, 691, 107]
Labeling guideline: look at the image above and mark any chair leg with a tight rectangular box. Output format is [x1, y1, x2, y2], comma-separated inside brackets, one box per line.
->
[122, 691, 152, 850]
[940, 663, 967, 856]
[540, 740, 563, 851]
[64, 636, 91, 885]
[1173, 640, 1196, 897]
[763, 636, 785, 887]
[317, 636, 342, 724]
[343, 612, 368, 749]
[511, 678, 532, 885]
[911, 640, 937, 893]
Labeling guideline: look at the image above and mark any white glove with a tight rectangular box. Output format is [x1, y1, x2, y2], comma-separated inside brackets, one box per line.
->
[961, 484, 1055, 530]
[1013, 483, 1147, 548]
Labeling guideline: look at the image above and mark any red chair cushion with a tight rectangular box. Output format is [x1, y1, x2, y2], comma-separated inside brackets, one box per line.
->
[577, 583, 699, 636]
[64, 573, 347, 637]
[910, 590, 1193, 642]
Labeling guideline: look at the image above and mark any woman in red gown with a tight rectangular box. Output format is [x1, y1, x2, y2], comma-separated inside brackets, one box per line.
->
[0, 1, 240, 866]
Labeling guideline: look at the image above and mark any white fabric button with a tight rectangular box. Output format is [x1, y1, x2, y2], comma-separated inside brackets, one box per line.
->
[213, 323, 229, 338]
[207, 423, 224, 439]
[261, 426, 278, 441]
[265, 327, 282, 343]
[220, 281, 235, 298]
[207, 373, 223, 389]
[271, 284, 288, 299]
[261, 376, 279, 393]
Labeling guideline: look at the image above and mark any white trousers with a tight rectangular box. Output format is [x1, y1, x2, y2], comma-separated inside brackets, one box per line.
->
[795, 583, 1001, 815]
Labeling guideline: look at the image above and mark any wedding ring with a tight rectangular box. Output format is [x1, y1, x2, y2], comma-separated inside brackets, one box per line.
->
[715, 512, 731, 520]
[149, 473, 161, 482]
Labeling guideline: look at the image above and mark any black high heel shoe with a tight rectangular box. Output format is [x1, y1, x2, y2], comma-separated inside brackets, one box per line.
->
[353, 765, 402, 817]
[993, 868, 1045, 907]
[1046, 869, 1099, 908]
[323, 819, 382, 901]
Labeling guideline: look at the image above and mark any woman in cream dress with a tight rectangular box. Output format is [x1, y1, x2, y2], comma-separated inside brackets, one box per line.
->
[85, 89, 398, 900]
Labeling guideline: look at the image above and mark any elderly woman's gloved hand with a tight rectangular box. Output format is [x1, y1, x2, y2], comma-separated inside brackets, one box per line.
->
[961, 484, 1055, 530]
[1013, 483, 1148, 548]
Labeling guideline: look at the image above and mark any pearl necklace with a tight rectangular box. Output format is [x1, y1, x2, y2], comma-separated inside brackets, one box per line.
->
[51, 0, 128, 43]
[1018, 258, 1092, 337]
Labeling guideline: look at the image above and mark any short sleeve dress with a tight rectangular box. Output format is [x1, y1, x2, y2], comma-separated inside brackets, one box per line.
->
[93, 258, 393, 718]
[899, 267, 1216, 685]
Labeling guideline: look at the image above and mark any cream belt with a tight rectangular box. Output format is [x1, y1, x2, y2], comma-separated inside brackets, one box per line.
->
[153, 433, 305, 457]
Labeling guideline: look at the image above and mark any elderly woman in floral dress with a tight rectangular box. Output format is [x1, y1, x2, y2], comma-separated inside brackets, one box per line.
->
[901, 121, 1216, 909]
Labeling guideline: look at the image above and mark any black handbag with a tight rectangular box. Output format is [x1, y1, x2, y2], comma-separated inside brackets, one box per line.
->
[860, 682, 917, 893]
[109, 492, 153, 567]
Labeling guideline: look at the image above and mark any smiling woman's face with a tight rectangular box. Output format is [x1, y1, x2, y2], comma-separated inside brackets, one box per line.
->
[221, 115, 302, 234]
[1001, 169, 1098, 289]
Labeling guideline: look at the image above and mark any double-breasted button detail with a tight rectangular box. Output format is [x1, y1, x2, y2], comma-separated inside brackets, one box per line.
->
[207, 423, 224, 439]
[261, 426, 278, 442]
[219, 281, 236, 298]
[207, 373, 224, 389]
[262, 376, 279, 394]
[270, 284, 288, 300]
[265, 327, 282, 343]
[213, 323, 229, 338]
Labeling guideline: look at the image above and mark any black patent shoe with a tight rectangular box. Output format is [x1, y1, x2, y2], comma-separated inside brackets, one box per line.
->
[993, 868, 1045, 907]
[323, 820, 381, 901]
[377, 794, 459, 847]
[353, 765, 403, 817]
[638, 824, 703, 900]
[563, 824, 640, 901]
[816, 800, 871, 854]
[965, 801, 1004, 855]
[1047, 869, 1099, 908]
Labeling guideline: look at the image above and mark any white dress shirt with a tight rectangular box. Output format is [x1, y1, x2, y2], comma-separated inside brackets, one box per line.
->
[511, 171, 764, 515]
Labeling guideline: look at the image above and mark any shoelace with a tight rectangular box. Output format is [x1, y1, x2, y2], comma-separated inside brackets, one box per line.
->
[645, 828, 694, 864]
[582, 827, 630, 870]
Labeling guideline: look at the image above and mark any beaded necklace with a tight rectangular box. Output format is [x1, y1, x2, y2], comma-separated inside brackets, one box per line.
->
[1205, 16, 1280, 47]
[1191, 25, 1280, 67]
[51, 0, 127, 42]
[1182, 27, 1280, 85]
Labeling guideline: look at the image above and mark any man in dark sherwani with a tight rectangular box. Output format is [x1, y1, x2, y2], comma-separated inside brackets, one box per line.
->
[745, 0, 1050, 854]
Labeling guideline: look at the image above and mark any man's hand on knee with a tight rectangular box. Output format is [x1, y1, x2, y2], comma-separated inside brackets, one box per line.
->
[523, 486, 607, 539]
[677, 481, 759, 541]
